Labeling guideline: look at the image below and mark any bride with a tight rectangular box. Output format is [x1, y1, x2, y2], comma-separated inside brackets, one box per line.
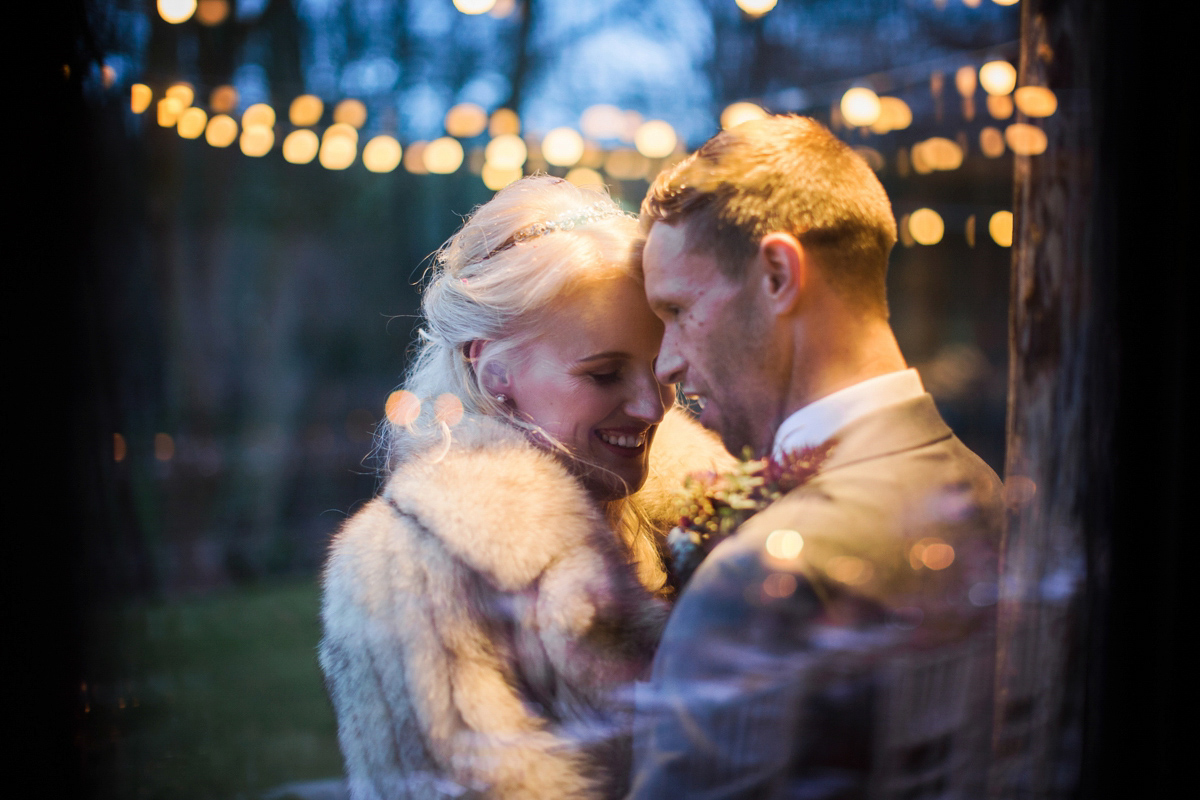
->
[319, 176, 732, 799]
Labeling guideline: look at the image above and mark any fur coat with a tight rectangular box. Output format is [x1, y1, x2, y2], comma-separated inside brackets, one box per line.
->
[319, 408, 732, 800]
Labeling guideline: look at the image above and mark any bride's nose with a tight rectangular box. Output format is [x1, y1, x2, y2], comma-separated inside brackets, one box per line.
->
[624, 368, 670, 423]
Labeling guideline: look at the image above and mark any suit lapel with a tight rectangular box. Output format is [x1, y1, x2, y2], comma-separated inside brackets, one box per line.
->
[816, 394, 953, 474]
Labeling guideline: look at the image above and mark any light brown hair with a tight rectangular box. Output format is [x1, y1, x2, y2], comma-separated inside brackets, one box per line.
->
[640, 115, 897, 315]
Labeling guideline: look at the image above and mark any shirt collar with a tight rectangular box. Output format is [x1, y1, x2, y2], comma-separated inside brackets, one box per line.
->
[771, 368, 926, 459]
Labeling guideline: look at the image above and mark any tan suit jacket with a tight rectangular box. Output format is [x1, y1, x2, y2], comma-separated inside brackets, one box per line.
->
[630, 394, 1003, 799]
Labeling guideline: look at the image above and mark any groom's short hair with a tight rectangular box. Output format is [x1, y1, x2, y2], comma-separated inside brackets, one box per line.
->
[640, 115, 897, 316]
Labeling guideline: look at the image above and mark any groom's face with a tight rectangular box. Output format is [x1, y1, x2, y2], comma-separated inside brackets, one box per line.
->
[643, 221, 777, 457]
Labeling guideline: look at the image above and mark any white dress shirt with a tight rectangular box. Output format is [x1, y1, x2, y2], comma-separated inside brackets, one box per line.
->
[771, 368, 926, 459]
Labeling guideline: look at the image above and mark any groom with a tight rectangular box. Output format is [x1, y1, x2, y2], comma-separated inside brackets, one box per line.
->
[630, 116, 1004, 798]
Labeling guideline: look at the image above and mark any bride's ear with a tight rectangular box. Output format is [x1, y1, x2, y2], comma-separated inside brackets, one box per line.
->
[468, 340, 513, 397]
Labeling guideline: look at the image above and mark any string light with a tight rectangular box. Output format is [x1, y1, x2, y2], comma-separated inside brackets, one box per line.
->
[423, 137, 464, 173]
[909, 208, 945, 245]
[289, 95, 324, 127]
[158, 0, 196, 24]
[484, 134, 527, 170]
[205, 114, 237, 147]
[634, 120, 677, 159]
[720, 101, 768, 130]
[362, 135, 402, 173]
[131, 84, 152, 114]
[177, 107, 208, 139]
[980, 60, 1017, 95]
[541, 127, 585, 167]
[282, 129, 319, 164]
[840, 87, 882, 127]
[240, 125, 274, 157]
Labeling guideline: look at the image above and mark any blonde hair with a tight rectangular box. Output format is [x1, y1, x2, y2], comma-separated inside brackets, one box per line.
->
[641, 115, 898, 316]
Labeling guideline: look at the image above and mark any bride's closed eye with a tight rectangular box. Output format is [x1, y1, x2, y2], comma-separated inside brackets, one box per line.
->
[589, 370, 622, 386]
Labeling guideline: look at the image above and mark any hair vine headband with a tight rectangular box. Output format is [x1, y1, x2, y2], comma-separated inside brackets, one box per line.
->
[476, 202, 632, 264]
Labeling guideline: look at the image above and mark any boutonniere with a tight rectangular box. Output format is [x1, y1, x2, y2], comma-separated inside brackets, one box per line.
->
[666, 441, 835, 593]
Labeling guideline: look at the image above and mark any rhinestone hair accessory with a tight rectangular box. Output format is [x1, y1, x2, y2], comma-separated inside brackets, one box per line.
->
[479, 202, 633, 262]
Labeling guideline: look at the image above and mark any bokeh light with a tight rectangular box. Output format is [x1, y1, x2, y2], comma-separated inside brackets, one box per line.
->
[604, 148, 649, 181]
[987, 94, 1014, 119]
[916, 137, 964, 171]
[634, 120, 677, 158]
[333, 98, 367, 129]
[157, 97, 183, 127]
[113, 433, 127, 463]
[289, 94, 324, 127]
[242, 103, 275, 130]
[484, 134, 527, 169]
[434, 394, 465, 426]
[1005, 122, 1048, 155]
[955, 65, 977, 97]
[765, 529, 804, 560]
[1005, 475, 1037, 509]
[204, 114, 237, 147]
[922, 542, 956, 570]
[980, 60, 1017, 95]
[762, 572, 797, 598]
[735, 0, 778, 17]
[565, 167, 604, 187]
[870, 96, 912, 133]
[453, 0, 496, 13]
[403, 141, 428, 174]
[489, 108, 520, 136]
[989, 210, 1014, 247]
[282, 129, 319, 164]
[196, 0, 229, 25]
[581, 104, 625, 139]
[826, 555, 873, 586]
[1014, 86, 1058, 117]
[158, 0, 196, 24]
[131, 84, 152, 114]
[177, 107, 208, 139]
[541, 127, 585, 167]
[482, 163, 522, 190]
[385, 390, 422, 427]
[720, 101, 768, 130]
[424, 137, 465, 173]
[154, 432, 175, 461]
[980, 126, 1005, 157]
[319, 129, 357, 170]
[363, 135, 402, 173]
[840, 87, 882, 127]
[445, 103, 488, 138]
[909, 208, 945, 245]
[240, 125, 274, 157]
[965, 214, 976, 248]
[165, 82, 194, 109]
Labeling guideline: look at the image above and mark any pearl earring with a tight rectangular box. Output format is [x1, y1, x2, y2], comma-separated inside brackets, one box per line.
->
[495, 394, 509, 405]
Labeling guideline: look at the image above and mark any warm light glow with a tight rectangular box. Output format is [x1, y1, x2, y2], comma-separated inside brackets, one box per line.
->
[363, 135, 402, 173]
[240, 125, 274, 157]
[604, 148, 649, 181]
[205, 114, 237, 147]
[177, 107, 208, 139]
[319, 132, 357, 170]
[444, 103, 488, 138]
[157, 97, 184, 127]
[918, 137, 964, 170]
[762, 572, 797, 598]
[453, 0, 496, 13]
[853, 146, 885, 172]
[980, 60, 1017, 95]
[404, 141, 428, 174]
[922, 542, 956, 570]
[965, 214, 976, 248]
[324, 122, 359, 144]
[1014, 86, 1058, 117]
[565, 167, 605, 187]
[282, 129, 319, 164]
[482, 163, 522, 190]
[196, 0, 229, 25]
[154, 433, 175, 461]
[765, 529, 804, 560]
[166, 83, 194, 109]
[131, 84, 152, 114]
[210, 85, 238, 113]
[980, 126, 1005, 157]
[242, 103, 276, 130]
[1005, 475, 1037, 509]
[620, 110, 644, 142]
[541, 127, 585, 167]
[909, 208, 945, 245]
[634, 120, 677, 158]
[580, 104, 625, 139]
[333, 98, 367, 128]
[484, 134, 527, 169]
[490, 0, 515, 17]
[386, 390, 421, 427]
[113, 433, 127, 462]
[158, 0, 196, 24]
[489, 108, 520, 136]
[870, 96, 912, 133]
[1005, 122, 1048, 155]
[434, 393, 465, 426]
[990, 210, 1014, 247]
[955, 65, 977, 98]
[720, 101, 768, 130]
[735, 0, 778, 16]
[987, 94, 1014, 119]
[992, 0, 1019, 6]
[289, 95, 324, 127]
[102, 64, 117, 88]
[424, 137, 465, 173]
[840, 87, 882, 127]
[826, 555, 872, 586]
[909, 145, 934, 175]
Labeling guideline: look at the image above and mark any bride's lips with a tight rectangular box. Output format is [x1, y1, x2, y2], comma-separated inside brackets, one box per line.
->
[594, 427, 651, 457]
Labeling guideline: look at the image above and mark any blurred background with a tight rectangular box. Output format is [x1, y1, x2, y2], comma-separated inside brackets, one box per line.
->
[60, 0, 1023, 797]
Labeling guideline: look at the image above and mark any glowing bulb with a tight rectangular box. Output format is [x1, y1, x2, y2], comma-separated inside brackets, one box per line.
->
[955, 65, 977, 98]
[282, 129, 319, 164]
[205, 114, 237, 147]
[993, 0, 1019, 5]
[323, 122, 359, 145]
[177, 107, 208, 139]
[131, 84, 152, 114]
[434, 394, 464, 426]
[980, 127, 1005, 157]
[489, 108, 520, 136]
[424, 137, 465, 173]
[484, 134, 527, 169]
[541, 127, 585, 167]
[581, 104, 625, 139]
[386, 391, 421, 427]
[987, 94, 1014, 120]
[453, 0, 496, 13]
[989, 210, 1014, 247]
[840, 87, 882, 127]
[871, 96, 912, 133]
[333, 99, 366, 128]
[195, 0, 229, 25]
[565, 167, 604, 187]
[1005, 123, 1048, 155]
[444, 103, 488, 138]
[634, 120, 677, 158]
[319, 133, 357, 170]
[1014, 86, 1058, 117]
[765, 529, 804, 560]
[482, 163, 522, 190]
[157, 97, 183, 127]
[240, 125, 274, 157]
[404, 141, 428, 174]
[720, 101, 768, 130]
[165, 82, 194, 109]
[909, 208, 945, 245]
[735, 0, 778, 16]
[242, 103, 275, 130]
[980, 60, 1017, 95]
[158, 0, 196, 24]
[923, 137, 964, 170]
[363, 135, 402, 173]
[210, 85, 238, 113]
[289, 95, 323, 127]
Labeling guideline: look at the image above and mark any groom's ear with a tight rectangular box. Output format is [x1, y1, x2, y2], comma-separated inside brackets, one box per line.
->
[757, 232, 806, 315]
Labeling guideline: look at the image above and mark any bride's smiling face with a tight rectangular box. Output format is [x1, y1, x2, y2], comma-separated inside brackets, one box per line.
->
[503, 274, 675, 502]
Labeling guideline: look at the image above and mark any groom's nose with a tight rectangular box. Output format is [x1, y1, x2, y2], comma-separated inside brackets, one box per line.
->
[655, 336, 686, 386]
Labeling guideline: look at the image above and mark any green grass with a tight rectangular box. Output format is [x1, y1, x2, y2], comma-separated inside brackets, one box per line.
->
[80, 579, 343, 800]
